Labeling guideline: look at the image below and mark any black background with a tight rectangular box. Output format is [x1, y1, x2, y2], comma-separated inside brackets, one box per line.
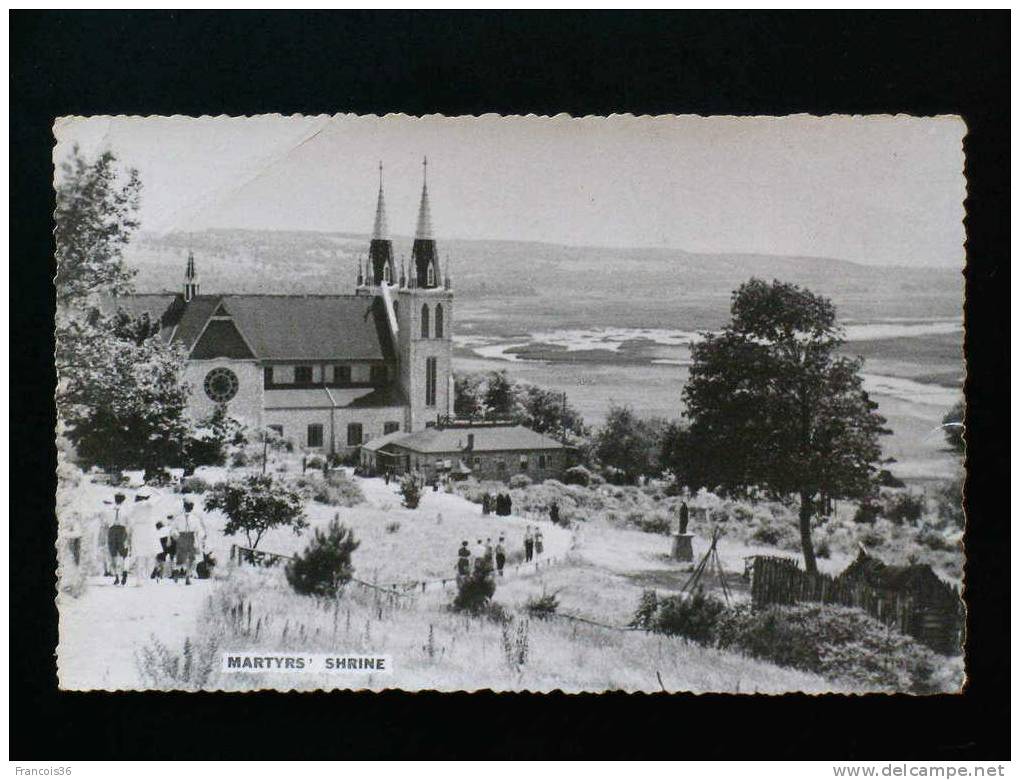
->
[10, 11, 1009, 760]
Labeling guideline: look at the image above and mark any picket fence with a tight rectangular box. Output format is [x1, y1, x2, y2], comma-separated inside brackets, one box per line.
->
[749, 555, 963, 655]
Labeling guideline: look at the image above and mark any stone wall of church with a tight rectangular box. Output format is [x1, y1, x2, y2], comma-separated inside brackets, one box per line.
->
[264, 405, 406, 452]
[184, 359, 264, 430]
[396, 288, 453, 432]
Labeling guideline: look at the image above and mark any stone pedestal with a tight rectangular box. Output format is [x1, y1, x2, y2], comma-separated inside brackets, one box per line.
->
[671, 533, 694, 562]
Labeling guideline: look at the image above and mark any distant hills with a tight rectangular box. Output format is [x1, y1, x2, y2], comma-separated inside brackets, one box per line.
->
[124, 228, 963, 331]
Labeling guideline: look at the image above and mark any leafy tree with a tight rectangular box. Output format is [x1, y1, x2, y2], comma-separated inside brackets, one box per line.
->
[204, 474, 308, 550]
[399, 472, 425, 509]
[54, 145, 141, 306]
[941, 400, 965, 454]
[516, 384, 587, 439]
[484, 370, 517, 418]
[453, 373, 485, 419]
[674, 279, 889, 574]
[285, 517, 360, 597]
[594, 403, 668, 483]
[58, 313, 193, 471]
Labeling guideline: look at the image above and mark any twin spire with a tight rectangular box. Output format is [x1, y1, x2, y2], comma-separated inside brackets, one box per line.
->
[360, 157, 446, 290]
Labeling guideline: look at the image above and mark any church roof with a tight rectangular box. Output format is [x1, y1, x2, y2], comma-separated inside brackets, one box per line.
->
[107, 293, 396, 362]
[381, 424, 565, 455]
[264, 384, 406, 410]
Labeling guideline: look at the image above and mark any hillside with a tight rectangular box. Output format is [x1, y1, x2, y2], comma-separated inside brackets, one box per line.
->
[125, 229, 962, 330]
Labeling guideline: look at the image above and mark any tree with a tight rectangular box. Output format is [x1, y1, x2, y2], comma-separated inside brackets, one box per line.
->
[285, 518, 360, 597]
[204, 474, 308, 550]
[941, 400, 965, 454]
[58, 312, 193, 471]
[453, 373, 485, 419]
[54, 145, 141, 306]
[675, 279, 889, 574]
[516, 384, 587, 439]
[594, 402, 668, 483]
[484, 370, 517, 418]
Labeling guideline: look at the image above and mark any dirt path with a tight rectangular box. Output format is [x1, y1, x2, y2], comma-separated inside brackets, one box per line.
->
[57, 576, 213, 690]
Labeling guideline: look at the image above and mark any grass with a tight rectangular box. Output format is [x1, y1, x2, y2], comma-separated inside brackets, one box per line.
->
[176, 566, 846, 694]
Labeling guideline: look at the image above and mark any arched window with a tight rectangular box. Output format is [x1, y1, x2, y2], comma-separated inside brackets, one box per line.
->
[427, 262, 436, 287]
[435, 304, 444, 339]
[421, 303, 430, 338]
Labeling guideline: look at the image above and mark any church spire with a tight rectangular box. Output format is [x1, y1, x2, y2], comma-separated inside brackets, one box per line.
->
[411, 156, 439, 287]
[368, 161, 395, 285]
[183, 249, 199, 301]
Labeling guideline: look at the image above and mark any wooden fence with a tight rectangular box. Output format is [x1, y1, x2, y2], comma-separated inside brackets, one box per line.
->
[749, 555, 963, 655]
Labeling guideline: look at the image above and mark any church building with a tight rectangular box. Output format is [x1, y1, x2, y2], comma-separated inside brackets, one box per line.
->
[115, 159, 454, 454]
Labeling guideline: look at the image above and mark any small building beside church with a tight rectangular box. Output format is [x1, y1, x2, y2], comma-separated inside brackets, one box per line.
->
[361, 420, 569, 482]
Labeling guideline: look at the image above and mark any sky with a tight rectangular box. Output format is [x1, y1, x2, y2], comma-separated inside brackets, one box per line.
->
[53, 114, 966, 268]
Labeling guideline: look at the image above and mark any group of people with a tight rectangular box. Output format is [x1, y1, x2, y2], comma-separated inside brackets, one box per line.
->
[456, 536, 508, 581]
[454, 525, 546, 582]
[64, 490, 210, 587]
[480, 492, 513, 516]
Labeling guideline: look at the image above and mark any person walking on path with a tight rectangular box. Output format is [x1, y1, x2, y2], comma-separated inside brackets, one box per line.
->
[481, 494, 491, 516]
[524, 526, 535, 562]
[678, 501, 690, 535]
[484, 538, 495, 572]
[535, 529, 545, 557]
[495, 536, 507, 577]
[155, 519, 175, 580]
[64, 512, 83, 568]
[549, 501, 560, 526]
[107, 493, 130, 586]
[171, 499, 207, 585]
[456, 540, 471, 585]
[129, 491, 162, 585]
[472, 539, 487, 575]
[504, 492, 513, 517]
[96, 504, 112, 577]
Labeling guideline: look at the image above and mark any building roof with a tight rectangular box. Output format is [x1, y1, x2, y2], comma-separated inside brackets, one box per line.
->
[107, 293, 396, 362]
[381, 424, 565, 455]
[362, 430, 409, 452]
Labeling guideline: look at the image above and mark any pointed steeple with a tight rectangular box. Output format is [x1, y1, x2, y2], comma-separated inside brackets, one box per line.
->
[368, 161, 395, 285]
[183, 250, 200, 301]
[411, 156, 440, 287]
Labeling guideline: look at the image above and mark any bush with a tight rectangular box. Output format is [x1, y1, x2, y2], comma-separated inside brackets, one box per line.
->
[934, 475, 964, 529]
[650, 589, 728, 645]
[179, 476, 211, 494]
[385, 521, 401, 534]
[144, 466, 174, 486]
[876, 469, 906, 489]
[715, 603, 945, 693]
[230, 450, 249, 468]
[305, 455, 326, 470]
[628, 510, 672, 535]
[508, 474, 533, 489]
[854, 500, 880, 524]
[204, 473, 308, 550]
[562, 465, 595, 487]
[291, 471, 365, 507]
[883, 491, 925, 525]
[284, 517, 359, 597]
[524, 590, 559, 620]
[400, 472, 424, 509]
[451, 568, 496, 614]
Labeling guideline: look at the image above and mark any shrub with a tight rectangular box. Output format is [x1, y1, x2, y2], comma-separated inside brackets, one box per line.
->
[563, 465, 595, 486]
[284, 517, 359, 597]
[230, 450, 249, 468]
[451, 568, 496, 614]
[204, 473, 308, 550]
[524, 590, 560, 620]
[651, 589, 728, 645]
[876, 469, 906, 489]
[400, 472, 424, 509]
[854, 500, 880, 524]
[715, 603, 945, 693]
[508, 474, 533, 489]
[815, 538, 832, 559]
[630, 589, 659, 629]
[135, 635, 219, 691]
[305, 455, 325, 470]
[934, 475, 964, 529]
[915, 524, 956, 553]
[883, 491, 925, 525]
[385, 521, 401, 534]
[291, 471, 365, 507]
[628, 510, 672, 535]
[179, 476, 211, 494]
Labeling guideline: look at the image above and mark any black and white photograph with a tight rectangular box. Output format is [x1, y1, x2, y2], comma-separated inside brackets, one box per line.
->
[52, 113, 968, 695]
